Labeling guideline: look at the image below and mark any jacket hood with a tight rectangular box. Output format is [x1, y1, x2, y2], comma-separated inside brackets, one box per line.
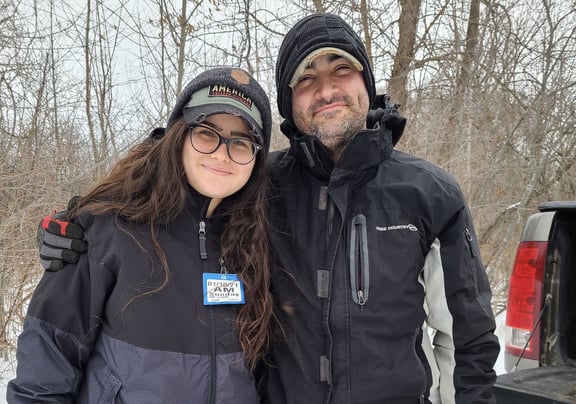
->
[366, 94, 406, 147]
[275, 13, 376, 123]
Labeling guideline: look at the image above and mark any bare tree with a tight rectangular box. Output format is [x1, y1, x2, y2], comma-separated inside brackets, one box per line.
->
[388, 0, 421, 110]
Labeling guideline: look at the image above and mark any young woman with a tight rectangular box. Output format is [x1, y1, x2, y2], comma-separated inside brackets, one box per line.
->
[8, 67, 276, 404]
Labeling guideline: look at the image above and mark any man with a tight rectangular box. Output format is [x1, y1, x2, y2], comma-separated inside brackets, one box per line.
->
[37, 13, 499, 404]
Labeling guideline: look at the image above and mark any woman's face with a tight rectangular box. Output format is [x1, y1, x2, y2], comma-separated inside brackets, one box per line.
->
[182, 113, 257, 210]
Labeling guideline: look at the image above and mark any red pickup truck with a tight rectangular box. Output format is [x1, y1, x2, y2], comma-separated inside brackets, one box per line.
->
[494, 201, 576, 403]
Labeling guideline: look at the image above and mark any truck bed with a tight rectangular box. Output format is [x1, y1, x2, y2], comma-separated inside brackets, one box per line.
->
[497, 201, 576, 403]
[494, 366, 576, 403]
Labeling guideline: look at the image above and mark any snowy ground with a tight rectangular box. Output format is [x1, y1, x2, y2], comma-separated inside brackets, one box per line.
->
[0, 312, 508, 403]
[494, 310, 507, 374]
[0, 359, 13, 403]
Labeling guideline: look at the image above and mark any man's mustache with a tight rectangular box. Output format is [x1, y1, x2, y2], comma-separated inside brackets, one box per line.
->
[310, 96, 351, 114]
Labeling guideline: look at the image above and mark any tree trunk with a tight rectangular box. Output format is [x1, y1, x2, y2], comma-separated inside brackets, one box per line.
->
[388, 0, 421, 110]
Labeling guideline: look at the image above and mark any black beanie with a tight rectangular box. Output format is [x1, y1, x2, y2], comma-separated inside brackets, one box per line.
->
[166, 67, 272, 150]
[275, 13, 376, 121]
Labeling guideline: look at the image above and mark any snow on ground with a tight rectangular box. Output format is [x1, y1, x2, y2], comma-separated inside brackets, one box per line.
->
[494, 310, 507, 375]
[0, 357, 14, 404]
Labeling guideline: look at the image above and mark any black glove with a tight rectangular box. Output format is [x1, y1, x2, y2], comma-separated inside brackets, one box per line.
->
[37, 196, 87, 271]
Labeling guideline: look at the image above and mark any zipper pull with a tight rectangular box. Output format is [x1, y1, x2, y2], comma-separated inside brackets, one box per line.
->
[464, 228, 475, 257]
[199, 221, 207, 260]
[357, 290, 366, 311]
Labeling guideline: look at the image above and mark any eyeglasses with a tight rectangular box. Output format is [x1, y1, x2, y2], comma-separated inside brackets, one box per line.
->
[188, 123, 262, 165]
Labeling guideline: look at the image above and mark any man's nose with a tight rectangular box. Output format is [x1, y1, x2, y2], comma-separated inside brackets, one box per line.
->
[315, 74, 338, 100]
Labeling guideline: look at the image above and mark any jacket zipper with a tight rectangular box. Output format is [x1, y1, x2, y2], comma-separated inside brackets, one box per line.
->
[464, 227, 475, 257]
[199, 220, 207, 259]
[322, 193, 336, 402]
[199, 219, 216, 404]
[350, 214, 369, 310]
[209, 307, 216, 404]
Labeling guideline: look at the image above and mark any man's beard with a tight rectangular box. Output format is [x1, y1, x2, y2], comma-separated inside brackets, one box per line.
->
[308, 107, 366, 156]
[293, 91, 370, 158]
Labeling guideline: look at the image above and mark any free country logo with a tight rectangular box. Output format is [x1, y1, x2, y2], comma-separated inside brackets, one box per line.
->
[376, 224, 419, 232]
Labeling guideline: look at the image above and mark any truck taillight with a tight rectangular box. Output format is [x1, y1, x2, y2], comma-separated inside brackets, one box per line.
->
[505, 241, 547, 360]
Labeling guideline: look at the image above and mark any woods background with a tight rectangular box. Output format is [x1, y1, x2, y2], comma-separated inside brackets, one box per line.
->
[1, 0, 575, 369]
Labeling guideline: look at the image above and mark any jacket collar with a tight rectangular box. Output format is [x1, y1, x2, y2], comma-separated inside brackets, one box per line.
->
[185, 185, 232, 221]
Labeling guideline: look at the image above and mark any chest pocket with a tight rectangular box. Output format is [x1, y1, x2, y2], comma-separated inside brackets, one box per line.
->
[349, 214, 369, 308]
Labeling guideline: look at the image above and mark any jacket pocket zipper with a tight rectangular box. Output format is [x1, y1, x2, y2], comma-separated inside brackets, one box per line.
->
[464, 227, 476, 258]
[350, 214, 369, 309]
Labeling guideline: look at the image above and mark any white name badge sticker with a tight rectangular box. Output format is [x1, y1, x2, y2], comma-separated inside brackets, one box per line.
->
[203, 273, 245, 305]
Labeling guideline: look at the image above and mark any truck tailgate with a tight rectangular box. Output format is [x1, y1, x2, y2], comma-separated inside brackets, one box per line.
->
[494, 366, 576, 403]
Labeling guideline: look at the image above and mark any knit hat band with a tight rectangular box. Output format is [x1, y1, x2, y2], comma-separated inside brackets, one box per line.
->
[288, 47, 364, 88]
[183, 84, 264, 139]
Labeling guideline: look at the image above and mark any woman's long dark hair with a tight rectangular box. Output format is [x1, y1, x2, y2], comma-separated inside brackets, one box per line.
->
[69, 118, 276, 373]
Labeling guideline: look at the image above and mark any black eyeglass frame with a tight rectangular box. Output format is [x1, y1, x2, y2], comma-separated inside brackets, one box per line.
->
[188, 123, 262, 165]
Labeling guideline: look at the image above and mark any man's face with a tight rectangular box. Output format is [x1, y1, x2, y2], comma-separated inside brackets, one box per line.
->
[290, 53, 370, 159]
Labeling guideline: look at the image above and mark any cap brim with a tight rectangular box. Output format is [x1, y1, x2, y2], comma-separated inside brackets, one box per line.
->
[183, 104, 264, 144]
[289, 47, 364, 88]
